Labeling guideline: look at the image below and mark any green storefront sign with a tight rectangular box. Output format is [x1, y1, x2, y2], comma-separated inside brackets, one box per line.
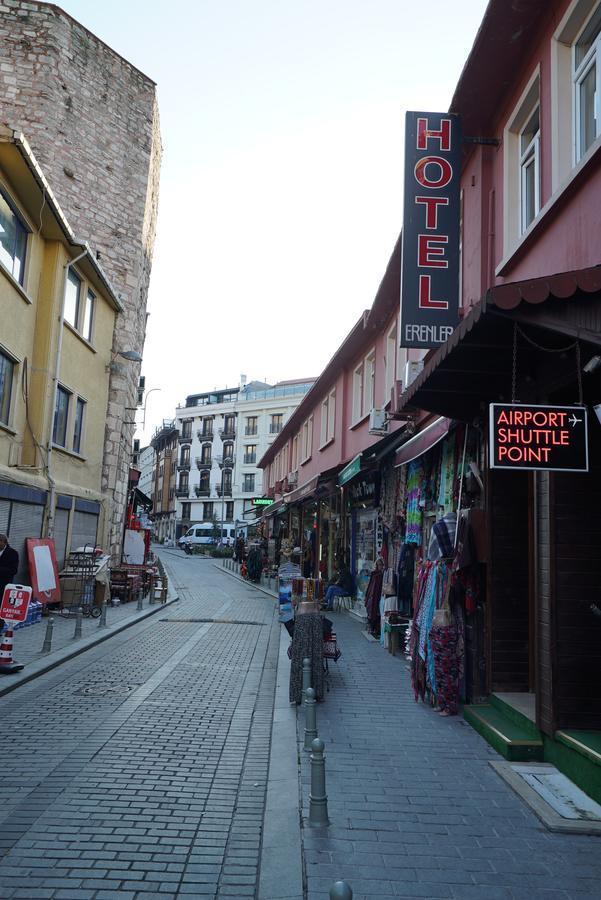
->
[252, 497, 274, 507]
[338, 454, 362, 486]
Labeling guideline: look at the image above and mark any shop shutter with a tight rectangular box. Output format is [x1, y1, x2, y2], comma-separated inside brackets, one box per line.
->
[8, 501, 44, 582]
[53, 507, 70, 569]
[70, 511, 98, 552]
[0, 499, 10, 534]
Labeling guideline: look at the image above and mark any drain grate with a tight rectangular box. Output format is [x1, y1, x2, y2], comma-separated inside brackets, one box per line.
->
[74, 683, 141, 697]
[159, 618, 264, 626]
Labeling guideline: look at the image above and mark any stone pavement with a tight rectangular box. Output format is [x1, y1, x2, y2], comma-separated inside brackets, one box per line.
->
[0, 554, 280, 899]
[294, 610, 601, 900]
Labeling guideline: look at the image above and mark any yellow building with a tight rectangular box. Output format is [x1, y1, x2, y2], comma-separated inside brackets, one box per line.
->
[0, 128, 124, 576]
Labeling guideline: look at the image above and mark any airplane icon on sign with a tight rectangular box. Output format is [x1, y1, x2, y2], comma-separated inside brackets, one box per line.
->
[568, 414, 583, 427]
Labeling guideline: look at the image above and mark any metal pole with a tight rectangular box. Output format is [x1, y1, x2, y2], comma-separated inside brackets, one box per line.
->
[137, 590, 144, 611]
[73, 607, 83, 640]
[308, 737, 329, 826]
[302, 657, 311, 700]
[330, 882, 353, 899]
[41, 617, 54, 653]
[304, 687, 318, 751]
[98, 600, 108, 628]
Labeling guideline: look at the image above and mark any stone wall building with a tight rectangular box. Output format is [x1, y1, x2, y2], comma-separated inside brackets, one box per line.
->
[0, 0, 162, 557]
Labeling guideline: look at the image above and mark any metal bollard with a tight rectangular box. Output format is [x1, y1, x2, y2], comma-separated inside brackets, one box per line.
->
[137, 591, 143, 611]
[73, 607, 83, 640]
[308, 737, 329, 826]
[302, 657, 311, 700]
[330, 881, 353, 899]
[41, 617, 54, 654]
[98, 600, 108, 628]
[304, 687, 318, 750]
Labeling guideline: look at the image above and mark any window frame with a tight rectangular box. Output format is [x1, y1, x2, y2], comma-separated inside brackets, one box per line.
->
[574, 9, 601, 160]
[519, 104, 541, 233]
[64, 268, 82, 331]
[0, 348, 16, 428]
[243, 473, 255, 493]
[72, 396, 86, 455]
[52, 384, 71, 448]
[82, 288, 95, 343]
[352, 362, 364, 424]
[0, 186, 29, 286]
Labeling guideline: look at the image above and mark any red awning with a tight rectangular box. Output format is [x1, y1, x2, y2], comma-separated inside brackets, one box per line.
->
[395, 417, 451, 467]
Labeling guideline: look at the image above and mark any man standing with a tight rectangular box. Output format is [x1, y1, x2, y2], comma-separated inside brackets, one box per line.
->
[0, 534, 19, 632]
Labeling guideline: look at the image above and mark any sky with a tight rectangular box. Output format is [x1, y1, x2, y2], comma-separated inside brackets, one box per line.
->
[57, 0, 489, 443]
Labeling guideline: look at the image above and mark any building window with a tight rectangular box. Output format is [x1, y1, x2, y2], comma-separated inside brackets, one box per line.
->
[0, 189, 27, 285]
[243, 473, 255, 492]
[199, 470, 210, 492]
[270, 413, 283, 434]
[320, 390, 336, 447]
[385, 323, 397, 403]
[520, 105, 540, 232]
[201, 443, 212, 464]
[292, 435, 299, 471]
[245, 416, 258, 436]
[178, 473, 189, 491]
[181, 421, 192, 440]
[575, 3, 601, 159]
[353, 363, 364, 423]
[52, 385, 71, 447]
[223, 441, 234, 463]
[64, 269, 81, 329]
[181, 502, 191, 520]
[180, 446, 190, 466]
[223, 414, 236, 435]
[365, 350, 376, 414]
[244, 444, 257, 464]
[202, 417, 213, 437]
[203, 501, 214, 521]
[72, 397, 86, 454]
[225, 501, 234, 520]
[223, 469, 233, 492]
[0, 350, 14, 426]
[82, 289, 95, 342]
[301, 416, 313, 462]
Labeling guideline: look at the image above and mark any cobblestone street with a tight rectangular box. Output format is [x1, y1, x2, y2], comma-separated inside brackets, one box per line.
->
[0, 554, 280, 899]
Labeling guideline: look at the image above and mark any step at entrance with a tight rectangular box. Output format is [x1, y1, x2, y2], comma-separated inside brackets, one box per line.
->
[464, 703, 544, 761]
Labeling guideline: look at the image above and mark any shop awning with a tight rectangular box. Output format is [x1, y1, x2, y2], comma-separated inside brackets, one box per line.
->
[283, 475, 320, 504]
[396, 272, 601, 422]
[394, 417, 451, 467]
[263, 498, 287, 517]
[133, 487, 153, 511]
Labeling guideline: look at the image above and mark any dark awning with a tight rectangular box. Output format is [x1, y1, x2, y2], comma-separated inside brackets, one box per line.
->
[397, 270, 601, 422]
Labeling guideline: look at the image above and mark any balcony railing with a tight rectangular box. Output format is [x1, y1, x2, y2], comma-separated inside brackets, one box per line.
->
[178, 433, 193, 444]
[218, 455, 235, 468]
[177, 461, 191, 471]
[244, 426, 258, 436]
[269, 424, 283, 434]
[195, 487, 211, 498]
[197, 429, 213, 441]
[175, 486, 190, 497]
[216, 485, 232, 497]
[196, 457, 212, 469]
[243, 455, 256, 465]
[218, 427, 236, 440]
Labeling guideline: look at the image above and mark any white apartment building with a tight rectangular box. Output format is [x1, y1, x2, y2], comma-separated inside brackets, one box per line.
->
[174, 377, 314, 539]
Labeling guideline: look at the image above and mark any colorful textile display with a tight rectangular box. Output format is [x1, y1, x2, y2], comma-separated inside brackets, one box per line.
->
[430, 596, 465, 715]
[405, 459, 424, 544]
[288, 612, 325, 703]
[437, 432, 457, 513]
[409, 560, 451, 704]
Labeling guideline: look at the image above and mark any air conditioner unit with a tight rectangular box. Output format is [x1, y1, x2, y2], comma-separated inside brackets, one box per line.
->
[405, 359, 424, 388]
[369, 407, 388, 436]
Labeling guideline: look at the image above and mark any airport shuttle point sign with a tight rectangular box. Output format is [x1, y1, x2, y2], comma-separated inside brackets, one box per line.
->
[489, 403, 589, 472]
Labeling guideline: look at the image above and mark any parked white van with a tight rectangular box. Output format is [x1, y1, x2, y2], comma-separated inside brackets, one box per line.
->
[178, 525, 215, 552]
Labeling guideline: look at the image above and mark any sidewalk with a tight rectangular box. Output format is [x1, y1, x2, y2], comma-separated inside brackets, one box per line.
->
[0, 553, 178, 697]
[291, 611, 601, 900]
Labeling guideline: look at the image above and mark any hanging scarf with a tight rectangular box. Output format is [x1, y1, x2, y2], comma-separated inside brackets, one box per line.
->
[405, 459, 424, 544]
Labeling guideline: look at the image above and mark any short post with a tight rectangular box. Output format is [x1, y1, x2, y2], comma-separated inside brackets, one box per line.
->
[149, 580, 155, 605]
[73, 607, 83, 640]
[302, 657, 311, 700]
[98, 600, 108, 628]
[308, 737, 329, 826]
[137, 591, 144, 611]
[330, 881, 353, 899]
[41, 617, 54, 654]
[304, 687, 318, 751]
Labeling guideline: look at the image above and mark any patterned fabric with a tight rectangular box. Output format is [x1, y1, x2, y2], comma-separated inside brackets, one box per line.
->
[430, 622, 463, 714]
[288, 613, 324, 703]
[405, 459, 424, 544]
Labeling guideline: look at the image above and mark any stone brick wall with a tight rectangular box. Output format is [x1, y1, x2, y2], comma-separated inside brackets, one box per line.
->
[0, 0, 162, 558]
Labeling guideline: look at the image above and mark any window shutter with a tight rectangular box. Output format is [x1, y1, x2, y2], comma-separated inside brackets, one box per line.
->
[8, 501, 45, 582]
[53, 508, 70, 568]
[70, 511, 98, 552]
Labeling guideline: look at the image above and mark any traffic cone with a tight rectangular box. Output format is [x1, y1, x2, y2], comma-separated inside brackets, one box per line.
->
[0, 627, 24, 673]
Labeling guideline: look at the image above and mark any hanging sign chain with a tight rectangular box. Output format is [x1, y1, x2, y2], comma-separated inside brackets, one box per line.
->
[576, 342, 583, 405]
[511, 322, 518, 404]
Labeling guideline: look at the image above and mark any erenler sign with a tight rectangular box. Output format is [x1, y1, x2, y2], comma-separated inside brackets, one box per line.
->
[400, 112, 461, 349]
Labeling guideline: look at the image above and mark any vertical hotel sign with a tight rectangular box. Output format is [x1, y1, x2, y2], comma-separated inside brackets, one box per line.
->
[401, 112, 461, 349]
